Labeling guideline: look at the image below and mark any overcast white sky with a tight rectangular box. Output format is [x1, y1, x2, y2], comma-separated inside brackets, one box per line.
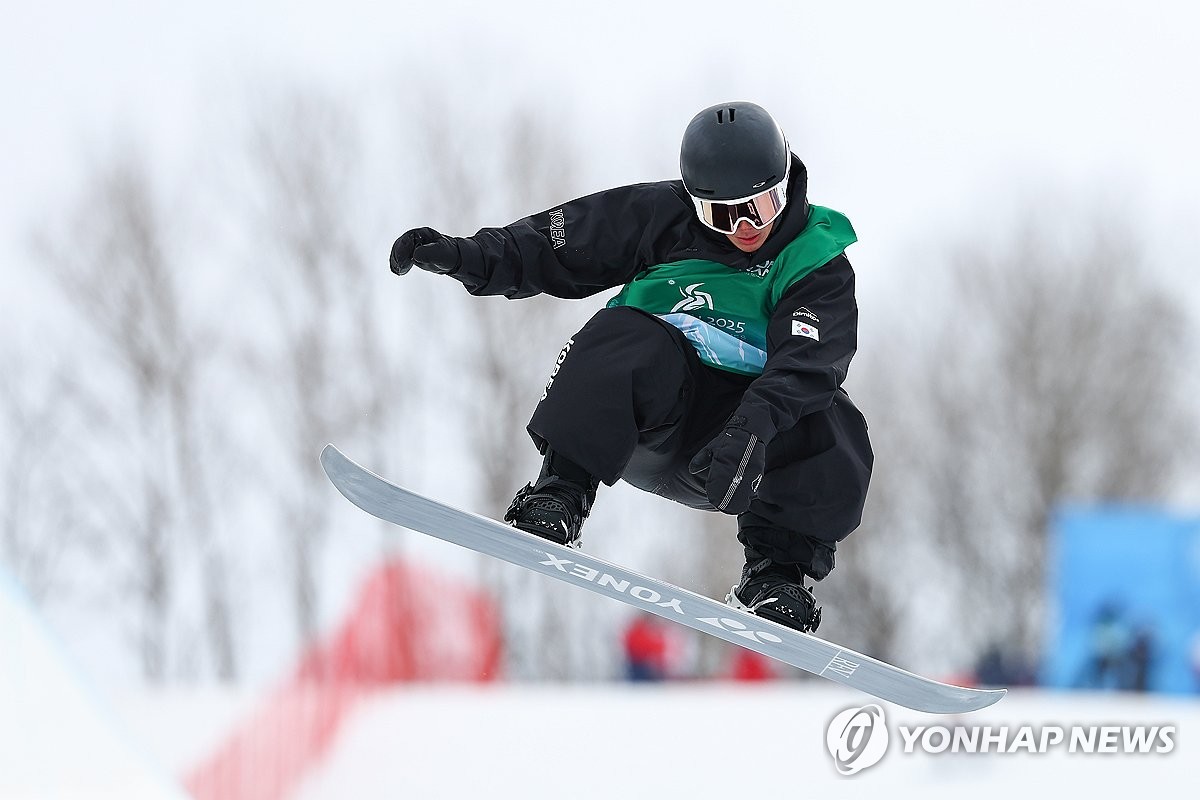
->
[4, 0, 1200, 304]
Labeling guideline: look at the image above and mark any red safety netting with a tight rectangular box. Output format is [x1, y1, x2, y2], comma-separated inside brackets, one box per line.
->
[184, 558, 501, 800]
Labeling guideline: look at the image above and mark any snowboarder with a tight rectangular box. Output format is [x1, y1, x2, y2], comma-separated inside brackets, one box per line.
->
[390, 101, 872, 633]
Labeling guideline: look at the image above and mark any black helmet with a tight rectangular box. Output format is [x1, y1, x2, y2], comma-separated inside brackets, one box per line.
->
[680, 102, 790, 202]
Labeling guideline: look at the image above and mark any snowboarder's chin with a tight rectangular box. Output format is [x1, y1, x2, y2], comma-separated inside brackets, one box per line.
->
[727, 221, 773, 253]
[729, 233, 764, 252]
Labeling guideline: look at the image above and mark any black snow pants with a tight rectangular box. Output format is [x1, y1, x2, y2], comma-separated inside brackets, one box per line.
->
[527, 306, 873, 580]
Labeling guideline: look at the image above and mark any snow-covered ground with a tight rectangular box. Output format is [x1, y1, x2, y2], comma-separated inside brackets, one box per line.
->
[9, 560, 1198, 800]
[0, 572, 188, 800]
[112, 682, 1200, 800]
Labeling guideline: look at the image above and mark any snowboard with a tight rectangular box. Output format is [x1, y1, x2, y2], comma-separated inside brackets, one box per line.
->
[321, 444, 1005, 714]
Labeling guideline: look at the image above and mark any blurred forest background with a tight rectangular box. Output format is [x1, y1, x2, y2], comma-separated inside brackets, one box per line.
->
[3, 5, 1199, 688]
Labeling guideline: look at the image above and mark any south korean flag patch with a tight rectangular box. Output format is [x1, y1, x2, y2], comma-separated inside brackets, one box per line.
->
[791, 320, 820, 341]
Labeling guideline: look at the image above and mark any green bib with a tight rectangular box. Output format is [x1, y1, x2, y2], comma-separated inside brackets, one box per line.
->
[606, 205, 856, 375]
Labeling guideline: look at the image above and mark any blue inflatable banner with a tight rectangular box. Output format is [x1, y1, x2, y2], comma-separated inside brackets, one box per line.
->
[1044, 506, 1200, 694]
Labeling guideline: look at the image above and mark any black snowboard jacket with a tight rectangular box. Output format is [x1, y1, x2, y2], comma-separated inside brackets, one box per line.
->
[437, 155, 860, 444]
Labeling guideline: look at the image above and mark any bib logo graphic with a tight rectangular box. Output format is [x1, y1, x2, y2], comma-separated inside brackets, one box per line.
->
[826, 704, 889, 776]
[671, 283, 714, 313]
[747, 259, 773, 278]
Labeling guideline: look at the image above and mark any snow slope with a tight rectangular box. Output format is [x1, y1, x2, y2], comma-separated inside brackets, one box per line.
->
[0, 570, 187, 800]
[288, 683, 1199, 800]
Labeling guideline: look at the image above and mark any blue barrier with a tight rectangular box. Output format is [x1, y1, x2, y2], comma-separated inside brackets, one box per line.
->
[1044, 506, 1200, 694]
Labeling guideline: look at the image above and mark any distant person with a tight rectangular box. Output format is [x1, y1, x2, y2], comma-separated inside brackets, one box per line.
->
[1079, 602, 1130, 690]
[1125, 627, 1154, 692]
[975, 642, 1036, 687]
[622, 613, 670, 682]
[974, 643, 1010, 687]
[391, 102, 872, 632]
[1190, 631, 1200, 693]
[729, 649, 777, 682]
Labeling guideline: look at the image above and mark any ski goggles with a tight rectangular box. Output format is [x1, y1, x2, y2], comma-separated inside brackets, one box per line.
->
[691, 179, 789, 235]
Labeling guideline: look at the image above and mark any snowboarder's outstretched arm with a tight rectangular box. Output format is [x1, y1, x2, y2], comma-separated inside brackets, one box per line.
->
[389, 181, 696, 300]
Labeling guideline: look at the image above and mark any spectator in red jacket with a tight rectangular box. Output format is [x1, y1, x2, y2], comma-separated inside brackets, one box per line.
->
[623, 614, 671, 681]
[729, 649, 777, 682]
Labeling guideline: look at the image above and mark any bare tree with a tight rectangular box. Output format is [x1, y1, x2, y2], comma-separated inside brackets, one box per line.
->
[406, 95, 614, 679]
[243, 89, 401, 647]
[29, 150, 238, 680]
[854, 213, 1196, 669]
[0, 357, 94, 603]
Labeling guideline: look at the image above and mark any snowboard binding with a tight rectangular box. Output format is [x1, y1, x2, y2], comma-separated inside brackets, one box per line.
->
[728, 557, 822, 633]
[505, 476, 594, 548]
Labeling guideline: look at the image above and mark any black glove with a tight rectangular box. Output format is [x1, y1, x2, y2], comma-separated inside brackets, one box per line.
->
[389, 227, 460, 276]
[688, 416, 768, 514]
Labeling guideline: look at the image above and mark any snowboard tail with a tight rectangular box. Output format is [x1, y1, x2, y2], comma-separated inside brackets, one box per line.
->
[320, 444, 1005, 714]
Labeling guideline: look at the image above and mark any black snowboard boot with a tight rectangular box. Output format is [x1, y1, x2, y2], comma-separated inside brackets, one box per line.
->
[728, 556, 822, 633]
[505, 450, 598, 548]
